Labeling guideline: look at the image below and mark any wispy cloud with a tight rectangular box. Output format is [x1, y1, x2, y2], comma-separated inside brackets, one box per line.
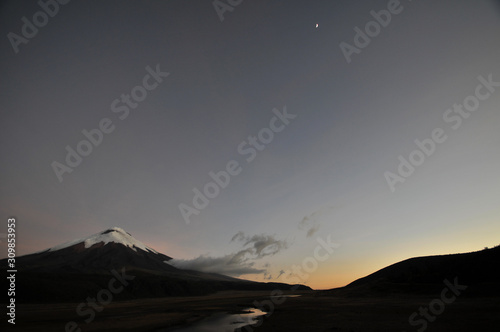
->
[299, 210, 322, 238]
[230, 231, 289, 258]
[168, 253, 265, 276]
[168, 232, 289, 277]
[306, 223, 320, 238]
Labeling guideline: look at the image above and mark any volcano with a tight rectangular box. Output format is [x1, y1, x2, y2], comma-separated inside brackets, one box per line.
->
[1, 227, 310, 302]
[18, 227, 178, 275]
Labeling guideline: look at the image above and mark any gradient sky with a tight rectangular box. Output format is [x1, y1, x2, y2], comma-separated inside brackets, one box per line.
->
[1, 0, 500, 289]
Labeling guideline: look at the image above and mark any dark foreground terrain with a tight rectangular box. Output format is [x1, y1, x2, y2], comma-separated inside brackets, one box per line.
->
[3, 290, 499, 331]
[3, 245, 498, 331]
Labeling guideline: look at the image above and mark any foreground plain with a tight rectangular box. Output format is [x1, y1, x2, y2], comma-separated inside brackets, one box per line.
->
[4, 290, 499, 331]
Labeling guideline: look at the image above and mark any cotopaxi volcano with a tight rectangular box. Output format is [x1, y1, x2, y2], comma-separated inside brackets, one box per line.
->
[0, 227, 310, 302]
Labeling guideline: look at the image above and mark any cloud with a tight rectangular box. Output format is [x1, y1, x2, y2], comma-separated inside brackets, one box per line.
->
[298, 205, 339, 238]
[168, 253, 265, 276]
[276, 269, 285, 279]
[231, 232, 289, 258]
[299, 212, 321, 238]
[168, 232, 289, 277]
[306, 223, 320, 238]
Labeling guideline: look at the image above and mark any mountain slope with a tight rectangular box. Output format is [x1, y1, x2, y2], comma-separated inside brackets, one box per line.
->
[326, 245, 500, 296]
[18, 227, 177, 275]
[0, 227, 310, 302]
[43, 227, 160, 253]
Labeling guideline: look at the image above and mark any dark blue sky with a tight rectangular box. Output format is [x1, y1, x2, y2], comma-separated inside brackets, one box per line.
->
[1, 0, 500, 288]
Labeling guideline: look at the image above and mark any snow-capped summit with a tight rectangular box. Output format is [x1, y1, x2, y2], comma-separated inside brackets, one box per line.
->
[47, 227, 159, 253]
[20, 227, 175, 275]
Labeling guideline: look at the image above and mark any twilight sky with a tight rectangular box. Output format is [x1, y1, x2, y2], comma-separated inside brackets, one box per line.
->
[1, 0, 499, 289]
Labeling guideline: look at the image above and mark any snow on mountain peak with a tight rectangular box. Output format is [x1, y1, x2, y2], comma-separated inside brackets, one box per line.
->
[47, 227, 159, 253]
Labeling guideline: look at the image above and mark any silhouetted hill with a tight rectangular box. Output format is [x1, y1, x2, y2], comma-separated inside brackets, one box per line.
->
[326, 245, 500, 297]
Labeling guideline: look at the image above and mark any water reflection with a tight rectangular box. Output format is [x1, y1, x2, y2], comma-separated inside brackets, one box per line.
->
[161, 308, 267, 332]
